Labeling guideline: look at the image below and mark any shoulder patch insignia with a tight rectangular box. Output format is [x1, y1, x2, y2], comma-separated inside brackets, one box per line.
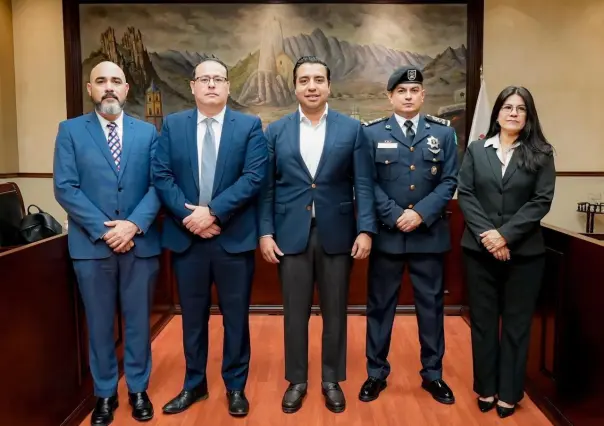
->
[362, 116, 388, 127]
[425, 114, 451, 127]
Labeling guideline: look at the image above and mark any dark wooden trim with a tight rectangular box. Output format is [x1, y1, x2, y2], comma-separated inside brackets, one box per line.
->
[556, 171, 604, 177]
[78, 0, 469, 4]
[465, 0, 484, 143]
[0, 173, 54, 178]
[63, 0, 83, 119]
[4, 171, 603, 179]
[524, 380, 573, 426]
[170, 304, 465, 315]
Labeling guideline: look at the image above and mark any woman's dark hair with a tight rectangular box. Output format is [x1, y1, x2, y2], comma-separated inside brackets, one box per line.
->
[485, 85, 553, 173]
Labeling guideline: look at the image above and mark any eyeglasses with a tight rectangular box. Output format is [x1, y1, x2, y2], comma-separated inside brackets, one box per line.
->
[501, 104, 527, 115]
[194, 76, 228, 85]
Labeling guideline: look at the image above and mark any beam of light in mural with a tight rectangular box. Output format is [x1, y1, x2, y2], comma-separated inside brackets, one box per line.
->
[79, 3, 467, 150]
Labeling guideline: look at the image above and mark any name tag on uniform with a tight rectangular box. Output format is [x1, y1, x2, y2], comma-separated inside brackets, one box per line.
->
[377, 142, 397, 149]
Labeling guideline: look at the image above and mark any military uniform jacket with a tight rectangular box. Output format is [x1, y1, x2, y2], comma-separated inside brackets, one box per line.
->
[363, 114, 458, 254]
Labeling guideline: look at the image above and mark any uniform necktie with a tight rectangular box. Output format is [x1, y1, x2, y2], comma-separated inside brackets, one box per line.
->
[404, 120, 415, 140]
[199, 117, 217, 205]
[106, 122, 121, 170]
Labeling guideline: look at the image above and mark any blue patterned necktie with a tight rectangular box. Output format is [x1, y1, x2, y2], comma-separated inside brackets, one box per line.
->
[107, 122, 121, 170]
[199, 117, 217, 205]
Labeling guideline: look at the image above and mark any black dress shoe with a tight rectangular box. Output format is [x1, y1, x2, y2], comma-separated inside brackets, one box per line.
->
[282, 382, 307, 414]
[477, 397, 497, 413]
[496, 404, 516, 418]
[421, 379, 455, 405]
[128, 391, 153, 421]
[162, 382, 208, 414]
[227, 390, 249, 417]
[322, 382, 346, 413]
[359, 377, 387, 402]
[91, 395, 118, 425]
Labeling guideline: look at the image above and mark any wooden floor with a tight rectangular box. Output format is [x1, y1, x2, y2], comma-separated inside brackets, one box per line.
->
[80, 315, 552, 426]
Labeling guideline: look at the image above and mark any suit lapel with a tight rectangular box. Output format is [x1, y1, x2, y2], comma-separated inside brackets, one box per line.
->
[412, 115, 429, 147]
[502, 149, 520, 186]
[85, 112, 118, 176]
[186, 109, 200, 193]
[213, 108, 235, 196]
[289, 111, 312, 180]
[485, 145, 503, 187]
[387, 115, 409, 147]
[314, 111, 338, 179]
[117, 115, 135, 182]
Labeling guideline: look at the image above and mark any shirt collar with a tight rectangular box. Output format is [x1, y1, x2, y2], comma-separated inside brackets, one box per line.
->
[299, 103, 328, 124]
[484, 133, 521, 149]
[394, 112, 420, 131]
[197, 106, 226, 125]
[96, 111, 124, 130]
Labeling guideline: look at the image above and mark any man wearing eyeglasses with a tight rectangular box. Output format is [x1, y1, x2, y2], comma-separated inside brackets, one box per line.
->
[152, 57, 268, 417]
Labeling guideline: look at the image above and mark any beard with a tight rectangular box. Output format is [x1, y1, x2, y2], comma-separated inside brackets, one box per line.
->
[95, 96, 125, 115]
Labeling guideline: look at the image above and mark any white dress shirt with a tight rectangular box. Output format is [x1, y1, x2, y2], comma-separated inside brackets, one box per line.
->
[484, 134, 520, 176]
[394, 112, 420, 136]
[96, 111, 124, 146]
[197, 107, 226, 190]
[299, 104, 328, 217]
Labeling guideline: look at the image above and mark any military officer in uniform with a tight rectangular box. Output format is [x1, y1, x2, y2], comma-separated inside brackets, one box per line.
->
[358, 66, 458, 405]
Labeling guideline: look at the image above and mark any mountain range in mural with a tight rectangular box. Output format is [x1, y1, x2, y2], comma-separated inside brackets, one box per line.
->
[81, 19, 467, 145]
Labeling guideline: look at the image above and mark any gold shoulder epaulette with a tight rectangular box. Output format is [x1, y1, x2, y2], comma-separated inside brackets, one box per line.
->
[425, 114, 451, 127]
[362, 116, 388, 127]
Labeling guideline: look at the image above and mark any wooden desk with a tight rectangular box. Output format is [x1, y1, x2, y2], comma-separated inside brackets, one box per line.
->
[0, 236, 173, 426]
[525, 224, 604, 426]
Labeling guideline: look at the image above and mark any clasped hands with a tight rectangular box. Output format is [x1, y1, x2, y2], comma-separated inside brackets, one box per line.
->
[182, 203, 221, 239]
[480, 229, 510, 261]
[396, 209, 422, 232]
[103, 220, 138, 253]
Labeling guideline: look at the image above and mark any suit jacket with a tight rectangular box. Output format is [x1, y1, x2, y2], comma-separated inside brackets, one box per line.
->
[364, 114, 458, 254]
[258, 108, 376, 255]
[53, 112, 161, 260]
[152, 107, 268, 254]
[457, 136, 556, 256]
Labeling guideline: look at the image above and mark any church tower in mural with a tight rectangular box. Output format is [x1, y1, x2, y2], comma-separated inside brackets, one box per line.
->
[145, 80, 163, 131]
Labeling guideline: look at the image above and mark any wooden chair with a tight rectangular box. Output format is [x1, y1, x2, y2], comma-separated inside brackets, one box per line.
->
[0, 182, 26, 251]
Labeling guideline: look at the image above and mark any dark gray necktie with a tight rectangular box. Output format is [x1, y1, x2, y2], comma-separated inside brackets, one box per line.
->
[404, 120, 415, 140]
[199, 117, 217, 205]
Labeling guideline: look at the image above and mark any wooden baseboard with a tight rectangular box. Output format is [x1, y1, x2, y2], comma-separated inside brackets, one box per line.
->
[169, 305, 465, 316]
[524, 381, 573, 426]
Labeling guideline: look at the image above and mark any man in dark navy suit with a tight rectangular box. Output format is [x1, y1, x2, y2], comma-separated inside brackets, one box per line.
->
[259, 56, 376, 414]
[54, 61, 161, 425]
[152, 57, 267, 417]
[359, 66, 458, 405]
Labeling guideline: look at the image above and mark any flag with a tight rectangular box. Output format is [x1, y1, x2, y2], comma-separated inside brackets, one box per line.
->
[469, 75, 491, 143]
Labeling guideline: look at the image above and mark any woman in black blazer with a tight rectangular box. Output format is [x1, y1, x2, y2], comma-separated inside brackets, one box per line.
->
[457, 86, 555, 418]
